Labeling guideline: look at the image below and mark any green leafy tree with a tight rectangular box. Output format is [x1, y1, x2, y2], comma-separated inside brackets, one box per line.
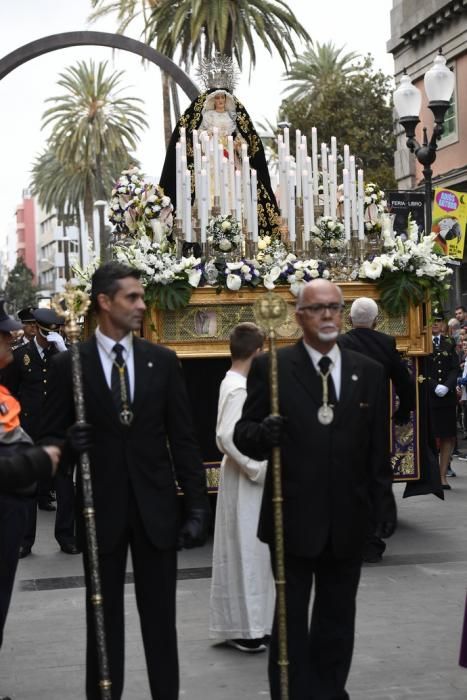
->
[36, 60, 147, 253]
[280, 53, 396, 189]
[5, 259, 38, 313]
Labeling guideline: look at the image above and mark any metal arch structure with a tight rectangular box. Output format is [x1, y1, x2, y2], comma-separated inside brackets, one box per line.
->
[0, 31, 199, 101]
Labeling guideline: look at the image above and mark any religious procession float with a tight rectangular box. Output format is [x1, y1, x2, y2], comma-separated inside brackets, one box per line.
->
[76, 56, 453, 495]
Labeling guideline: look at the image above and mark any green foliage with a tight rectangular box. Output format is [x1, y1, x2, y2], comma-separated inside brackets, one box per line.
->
[279, 51, 396, 190]
[376, 272, 449, 317]
[4, 259, 38, 312]
[148, 279, 193, 311]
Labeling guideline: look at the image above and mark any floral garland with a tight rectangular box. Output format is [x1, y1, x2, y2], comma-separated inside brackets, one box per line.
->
[108, 167, 173, 240]
[207, 213, 242, 253]
[358, 220, 452, 315]
[310, 216, 346, 251]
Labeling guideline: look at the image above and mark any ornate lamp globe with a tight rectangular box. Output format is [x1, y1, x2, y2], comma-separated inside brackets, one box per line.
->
[424, 50, 455, 104]
[393, 72, 422, 120]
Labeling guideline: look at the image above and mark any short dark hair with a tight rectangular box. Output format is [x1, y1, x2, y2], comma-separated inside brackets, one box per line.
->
[91, 262, 141, 311]
[229, 322, 264, 361]
[456, 305, 466, 313]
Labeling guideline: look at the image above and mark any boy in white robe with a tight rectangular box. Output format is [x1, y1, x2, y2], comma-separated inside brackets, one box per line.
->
[209, 322, 275, 652]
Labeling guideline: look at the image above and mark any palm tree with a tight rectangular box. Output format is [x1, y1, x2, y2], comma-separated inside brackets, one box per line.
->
[282, 41, 360, 103]
[145, 0, 310, 70]
[40, 60, 147, 253]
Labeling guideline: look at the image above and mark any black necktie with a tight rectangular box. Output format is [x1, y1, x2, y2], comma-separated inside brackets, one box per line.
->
[111, 343, 131, 413]
[318, 355, 338, 405]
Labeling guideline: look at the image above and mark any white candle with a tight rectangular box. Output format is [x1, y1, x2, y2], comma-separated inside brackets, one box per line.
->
[350, 155, 357, 232]
[343, 168, 351, 240]
[278, 142, 287, 219]
[212, 127, 220, 197]
[251, 169, 258, 241]
[343, 143, 350, 171]
[311, 127, 319, 200]
[242, 155, 252, 234]
[227, 135, 235, 211]
[222, 157, 229, 215]
[235, 169, 242, 225]
[357, 169, 365, 240]
[328, 155, 337, 219]
[302, 169, 310, 241]
[295, 130, 302, 199]
[202, 155, 210, 214]
[200, 169, 208, 243]
[185, 168, 192, 242]
[180, 155, 187, 226]
[194, 143, 202, 208]
[306, 156, 315, 227]
[284, 127, 290, 156]
[331, 136, 337, 163]
[288, 169, 296, 242]
[321, 142, 329, 217]
[175, 143, 182, 217]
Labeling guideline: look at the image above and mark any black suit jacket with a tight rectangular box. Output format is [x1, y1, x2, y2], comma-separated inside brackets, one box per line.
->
[427, 335, 459, 407]
[234, 342, 395, 559]
[39, 336, 208, 553]
[338, 327, 415, 418]
[2, 340, 57, 441]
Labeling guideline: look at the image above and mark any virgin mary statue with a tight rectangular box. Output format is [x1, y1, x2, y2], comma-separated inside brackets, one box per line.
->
[159, 55, 280, 238]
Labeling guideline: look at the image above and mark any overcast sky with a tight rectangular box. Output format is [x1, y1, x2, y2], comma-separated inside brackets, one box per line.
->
[0, 0, 394, 246]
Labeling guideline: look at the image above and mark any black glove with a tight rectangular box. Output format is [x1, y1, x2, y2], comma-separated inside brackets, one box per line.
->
[259, 415, 285, 449]
[393, 408, 411, 426]
[375, 519, 397, 539]
[177, 508, 210, 550]
[67, 422, 93, 454]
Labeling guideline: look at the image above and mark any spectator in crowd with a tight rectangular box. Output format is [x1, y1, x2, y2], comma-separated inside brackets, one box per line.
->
[455, 305, 467, 329]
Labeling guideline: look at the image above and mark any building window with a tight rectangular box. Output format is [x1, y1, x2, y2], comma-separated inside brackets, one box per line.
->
[440, 66, 457, 145]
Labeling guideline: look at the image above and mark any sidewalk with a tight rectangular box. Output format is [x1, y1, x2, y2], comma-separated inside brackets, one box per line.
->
[1, 460, 467, 699]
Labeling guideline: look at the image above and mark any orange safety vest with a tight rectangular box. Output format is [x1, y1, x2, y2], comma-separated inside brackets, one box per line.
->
[0, 384, 21, 436]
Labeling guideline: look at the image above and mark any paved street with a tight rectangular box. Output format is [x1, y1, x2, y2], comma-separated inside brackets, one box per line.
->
[1, 458, 467, 700]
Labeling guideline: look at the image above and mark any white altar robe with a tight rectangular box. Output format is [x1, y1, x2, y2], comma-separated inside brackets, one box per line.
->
[209, 370, 275, 639]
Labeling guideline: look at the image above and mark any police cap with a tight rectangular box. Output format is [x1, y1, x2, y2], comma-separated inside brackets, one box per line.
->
[32, 308, 64, 333]
[18, 306, 37, 323]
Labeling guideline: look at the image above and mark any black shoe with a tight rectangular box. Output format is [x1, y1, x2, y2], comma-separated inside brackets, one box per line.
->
[363, 553, 383, 564]
[19, 545, 32, 558]
[0, 695, 12, 699]
[59, 543, 81, 555]
[447, 467, 457, 477]
[38, 501, 56, 511]
[442, 483, 452, 490]
[225, 638, 267, 653]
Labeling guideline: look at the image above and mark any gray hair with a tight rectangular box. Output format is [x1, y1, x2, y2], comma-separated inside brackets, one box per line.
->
[350, 297, 378, 327]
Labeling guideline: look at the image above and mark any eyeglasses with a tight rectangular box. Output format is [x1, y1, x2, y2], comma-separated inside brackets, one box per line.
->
[298, 303, 345, 315]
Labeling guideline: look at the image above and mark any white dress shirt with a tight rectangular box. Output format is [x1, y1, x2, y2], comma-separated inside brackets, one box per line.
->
[95, 327, 135, 401]
[302, 340, 342, 400]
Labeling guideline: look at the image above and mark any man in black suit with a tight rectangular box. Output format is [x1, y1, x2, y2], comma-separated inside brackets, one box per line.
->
[338, 296, 415, 562]
[234, 279, 396, 700]
[2, 308, 78, 556]
[39, 262, 209, 700]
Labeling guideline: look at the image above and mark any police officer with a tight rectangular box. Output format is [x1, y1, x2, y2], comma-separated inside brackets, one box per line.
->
[2, 308, 79, 556]
[16, 307, 37, 346]
[427, 310, 460, 490]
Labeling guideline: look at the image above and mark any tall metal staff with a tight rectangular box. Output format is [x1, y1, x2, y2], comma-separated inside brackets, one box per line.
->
[52, 284, 112, 700]
[253, 291, 289, 700]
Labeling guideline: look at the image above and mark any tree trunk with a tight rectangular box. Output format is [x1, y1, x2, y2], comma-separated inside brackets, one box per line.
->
[95, 153, 110, 262]
[162, 71, 172, 148]
[170, 78, 181, 123]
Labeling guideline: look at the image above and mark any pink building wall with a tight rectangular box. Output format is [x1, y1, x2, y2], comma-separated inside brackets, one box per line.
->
[414, 52, 467, 183]
[16, 193, 37, 281]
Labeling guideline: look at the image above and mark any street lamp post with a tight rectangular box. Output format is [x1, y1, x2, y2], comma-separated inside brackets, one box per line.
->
[393, 49, 455, 235]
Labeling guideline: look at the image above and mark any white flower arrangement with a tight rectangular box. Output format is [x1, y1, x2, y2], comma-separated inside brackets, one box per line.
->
[207, 214, 242, 253]
[310, 216, 346, 251]
[364, 182, 387, 235]
[108, 167, 173, 241]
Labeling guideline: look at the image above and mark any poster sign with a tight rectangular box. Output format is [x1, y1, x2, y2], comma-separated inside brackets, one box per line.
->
[432, 188, 467, 259]
[387, 191, 425, 237]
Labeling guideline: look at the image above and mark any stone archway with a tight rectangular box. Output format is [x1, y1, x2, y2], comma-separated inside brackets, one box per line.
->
[0, 31, 199, 101]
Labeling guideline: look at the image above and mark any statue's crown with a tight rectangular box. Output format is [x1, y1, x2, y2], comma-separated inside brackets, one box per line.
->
[197, 54, 239, 93]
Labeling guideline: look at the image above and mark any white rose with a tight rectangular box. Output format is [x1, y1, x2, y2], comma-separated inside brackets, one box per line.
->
[360, 259, 383, 280]
[264, 235, 271, 245]
[257, 238, 268, 250]
[295, 270, 304, 280]
[226, 273, 242, 291]
[219, 239, 232, 251]
[309, 269, 319, 278]
[241, 265, 250, 274]
[221, 220, 231, 231]
[187, 269, 202, 287]
[161, 196, 171, 207]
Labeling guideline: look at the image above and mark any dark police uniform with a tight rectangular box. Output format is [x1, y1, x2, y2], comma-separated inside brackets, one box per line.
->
[427, 333, 459, 438]
[2, 309, 77, 555]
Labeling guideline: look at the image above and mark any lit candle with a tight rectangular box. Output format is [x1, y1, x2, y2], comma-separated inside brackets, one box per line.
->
[311, 127, 319, 201]
[343, 168, 351, 240]
[251, 169, 258, 241]
[357, 169, 365, 240]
